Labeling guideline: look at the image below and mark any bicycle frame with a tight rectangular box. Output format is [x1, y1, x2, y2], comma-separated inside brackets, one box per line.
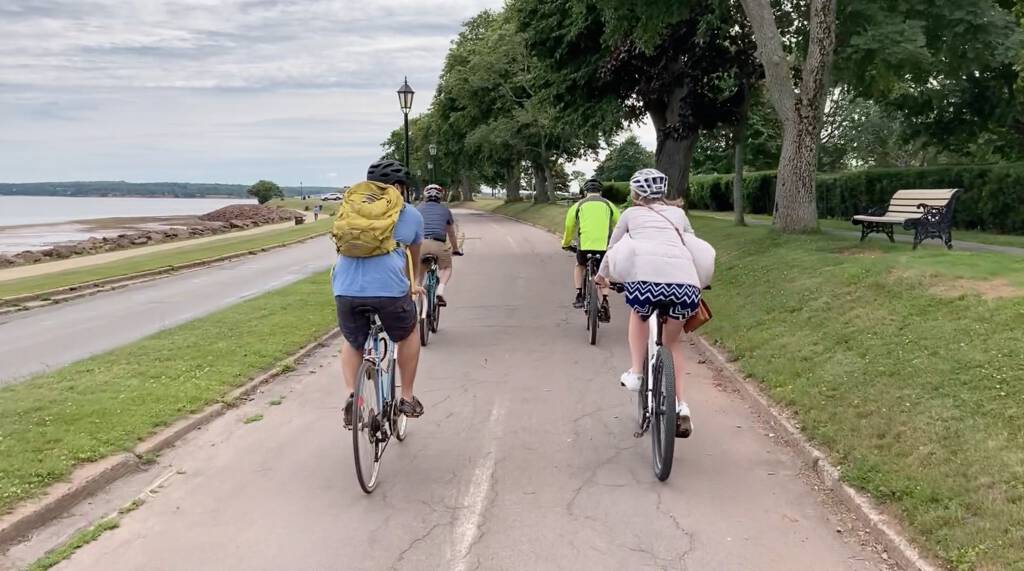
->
[637, 309, 667, 438]
[420, 260, 439, 321]
[364, 315, 398, 455]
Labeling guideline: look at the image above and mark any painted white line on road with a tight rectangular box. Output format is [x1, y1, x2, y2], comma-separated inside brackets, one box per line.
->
[450, 402, 503, 571]
[505, 235, 518, 252]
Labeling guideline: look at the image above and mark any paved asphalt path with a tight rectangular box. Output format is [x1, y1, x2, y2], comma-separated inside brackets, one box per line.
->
[42, 210, 891, 570]
[0, 236, 335, 385]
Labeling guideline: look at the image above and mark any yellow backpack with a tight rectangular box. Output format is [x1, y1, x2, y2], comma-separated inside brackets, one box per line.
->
[331, 181, 404, 257]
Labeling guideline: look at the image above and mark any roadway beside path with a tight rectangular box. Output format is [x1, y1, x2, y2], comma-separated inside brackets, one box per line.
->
[0, 235, 335, 385]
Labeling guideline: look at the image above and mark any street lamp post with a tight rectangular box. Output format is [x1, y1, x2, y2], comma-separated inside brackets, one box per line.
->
[397, 78, 415, 200]
[428, 144, 437, 182]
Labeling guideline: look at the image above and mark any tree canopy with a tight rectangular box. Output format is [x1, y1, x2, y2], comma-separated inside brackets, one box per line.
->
[594, 135, 655, 182]
[247, 180, 283, 204]
[378, 0, 1024, 230]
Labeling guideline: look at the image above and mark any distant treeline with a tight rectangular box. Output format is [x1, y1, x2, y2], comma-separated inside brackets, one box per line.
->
[0, 181, 337, 198]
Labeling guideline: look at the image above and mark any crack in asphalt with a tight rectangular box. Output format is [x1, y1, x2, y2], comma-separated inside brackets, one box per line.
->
[389, 520, 449, 571]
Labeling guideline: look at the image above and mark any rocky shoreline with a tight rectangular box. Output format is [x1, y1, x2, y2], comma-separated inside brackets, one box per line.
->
[0, 204, 303, 268]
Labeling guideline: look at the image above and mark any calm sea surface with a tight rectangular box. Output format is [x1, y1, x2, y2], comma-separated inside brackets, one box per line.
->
[0, 196, 256, 227]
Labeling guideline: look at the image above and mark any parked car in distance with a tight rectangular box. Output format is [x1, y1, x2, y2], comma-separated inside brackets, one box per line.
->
[321, 192, 344, 201]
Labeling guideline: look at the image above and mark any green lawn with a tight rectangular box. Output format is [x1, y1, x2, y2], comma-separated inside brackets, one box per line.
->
[0, 219, 331, 300]
[471, 200, 1024, 571]
[691, 210, 1024, 250]
[0, 272, 337, 514]
[273, 197, 341, 216]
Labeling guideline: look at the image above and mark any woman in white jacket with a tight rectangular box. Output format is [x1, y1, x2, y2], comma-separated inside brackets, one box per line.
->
[597, 168, 711, 437]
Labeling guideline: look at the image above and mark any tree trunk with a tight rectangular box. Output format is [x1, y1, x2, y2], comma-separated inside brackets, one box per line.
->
[648, 101, 699, 202]
[544, 161, 556, 202]
[740, 0, 836, 232]
[505, 162, 522, 202]
[532, 160, 550, 204]
[460, 174, 475, 202]
[773, 124, 819, 230]
[733, 85, 750, 226]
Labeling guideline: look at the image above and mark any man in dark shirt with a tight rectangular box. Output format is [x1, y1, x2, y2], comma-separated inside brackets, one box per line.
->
[416, 184, 462, 306]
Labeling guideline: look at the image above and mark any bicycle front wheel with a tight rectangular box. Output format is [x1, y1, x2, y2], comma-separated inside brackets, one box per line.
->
[651, 348, 677, 481]
[418, 295, 430, 347]
[352, 360, 382, 493]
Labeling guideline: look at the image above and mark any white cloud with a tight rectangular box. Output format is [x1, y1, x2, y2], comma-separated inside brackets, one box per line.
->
[0, 0, 502, 185]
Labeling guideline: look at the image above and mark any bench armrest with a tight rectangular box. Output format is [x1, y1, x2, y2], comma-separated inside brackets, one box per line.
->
[904, 203, 948, 230]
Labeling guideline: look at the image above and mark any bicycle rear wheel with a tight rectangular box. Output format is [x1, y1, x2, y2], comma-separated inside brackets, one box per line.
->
[587, 281, 599, 345]
[651, 348, 677, 481]
[352, 360, 382, 493]
[429, 293, 440, 333]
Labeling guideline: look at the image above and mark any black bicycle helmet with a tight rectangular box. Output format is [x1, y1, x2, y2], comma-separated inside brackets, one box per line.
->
[366, 159, 410, 186]
[583, 178, 603, 194]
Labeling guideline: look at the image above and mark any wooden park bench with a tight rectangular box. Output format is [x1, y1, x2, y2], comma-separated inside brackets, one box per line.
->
[851, 188, 962, 249]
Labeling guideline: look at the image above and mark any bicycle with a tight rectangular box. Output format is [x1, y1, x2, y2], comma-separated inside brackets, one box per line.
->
[418, 255, 440, 346]
[566, 247, 606, 346]
[350, 307, 408, 494]
[417, 250, 463, 347]
[611, 283, 677, 481]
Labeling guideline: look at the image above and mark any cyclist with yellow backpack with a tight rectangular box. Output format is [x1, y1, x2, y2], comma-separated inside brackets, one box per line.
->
[333, 160, 426, 427]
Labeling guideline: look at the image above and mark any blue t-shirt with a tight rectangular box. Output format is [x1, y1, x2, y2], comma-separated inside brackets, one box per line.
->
[417, 201, 453, 241]
[332, 205, 424, 298]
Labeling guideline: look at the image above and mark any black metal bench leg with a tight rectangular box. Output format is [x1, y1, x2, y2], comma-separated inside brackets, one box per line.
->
[860, 225, 869, 242]
[944, 230, 953, 250]
[885, 225, 895, 243]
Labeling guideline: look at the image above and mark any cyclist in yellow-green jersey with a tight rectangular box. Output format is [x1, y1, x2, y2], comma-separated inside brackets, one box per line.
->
[562, 178, 620, 320]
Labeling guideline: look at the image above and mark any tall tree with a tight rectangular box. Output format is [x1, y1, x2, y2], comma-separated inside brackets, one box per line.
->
[594, 135, 655, 182]
[512, 0, 759, 200]
[739, 0, 837, 232]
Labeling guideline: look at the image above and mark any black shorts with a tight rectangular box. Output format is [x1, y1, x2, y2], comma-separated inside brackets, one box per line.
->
[335, 295, 417, 349]
[576, 249, 605, 268]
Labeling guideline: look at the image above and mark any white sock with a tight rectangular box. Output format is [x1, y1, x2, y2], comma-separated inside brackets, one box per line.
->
[437, 284, 446, 296]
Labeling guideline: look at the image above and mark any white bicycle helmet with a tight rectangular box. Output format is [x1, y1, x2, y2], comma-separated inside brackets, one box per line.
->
[423, 184, 445, 201]
[629, 168, 668, 198]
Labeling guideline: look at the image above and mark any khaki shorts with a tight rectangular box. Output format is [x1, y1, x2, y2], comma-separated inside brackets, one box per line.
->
[420, 239, 453, 270]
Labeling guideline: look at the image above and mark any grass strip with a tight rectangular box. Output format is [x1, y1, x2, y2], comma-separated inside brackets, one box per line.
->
[472, 200, 1024, 570]
[26, 516, 120, 571]
[0, 271, 337, 514]
[0, 219, 331, 299]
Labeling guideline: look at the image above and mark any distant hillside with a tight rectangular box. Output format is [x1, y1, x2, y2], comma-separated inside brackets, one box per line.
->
[0, 181, 338, 198]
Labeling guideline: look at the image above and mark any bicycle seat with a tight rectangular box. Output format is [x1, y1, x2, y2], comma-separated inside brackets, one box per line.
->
[421, 254, 438, 264]
[353, 306, 380, 318]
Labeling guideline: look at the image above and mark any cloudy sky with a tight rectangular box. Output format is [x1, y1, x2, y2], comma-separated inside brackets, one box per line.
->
[0, 0, 653, 187]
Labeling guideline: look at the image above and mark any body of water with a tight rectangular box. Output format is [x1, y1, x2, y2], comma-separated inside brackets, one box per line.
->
[0, 195, 256, 227]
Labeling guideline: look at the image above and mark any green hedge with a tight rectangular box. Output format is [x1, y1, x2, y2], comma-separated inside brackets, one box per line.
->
[601, 181, 631, 204]
[688, 164, 1024, 234]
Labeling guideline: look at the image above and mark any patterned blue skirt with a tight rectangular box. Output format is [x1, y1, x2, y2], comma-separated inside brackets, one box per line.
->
[623, 282, 702, 321]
